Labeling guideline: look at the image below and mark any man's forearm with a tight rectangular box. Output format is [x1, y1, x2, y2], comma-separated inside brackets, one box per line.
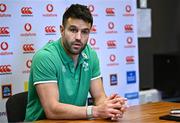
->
[45, 102, 87, 120]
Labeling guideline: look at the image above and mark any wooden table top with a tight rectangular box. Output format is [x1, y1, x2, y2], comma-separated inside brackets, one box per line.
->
[35, 101, 180, 123]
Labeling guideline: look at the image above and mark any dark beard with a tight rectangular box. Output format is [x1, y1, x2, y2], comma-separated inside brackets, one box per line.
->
[63, 40, 87, 55]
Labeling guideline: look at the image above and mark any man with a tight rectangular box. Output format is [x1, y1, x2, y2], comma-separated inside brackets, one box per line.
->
[25, 4, 127, 121]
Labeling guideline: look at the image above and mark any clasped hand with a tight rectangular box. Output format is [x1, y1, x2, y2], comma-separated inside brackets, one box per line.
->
[95, 94, 128, 120]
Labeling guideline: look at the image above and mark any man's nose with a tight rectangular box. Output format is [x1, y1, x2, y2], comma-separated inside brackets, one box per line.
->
[75, 31, 82, 40]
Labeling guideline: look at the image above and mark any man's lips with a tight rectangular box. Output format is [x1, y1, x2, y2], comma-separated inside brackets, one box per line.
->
[72, 43, 82, 49]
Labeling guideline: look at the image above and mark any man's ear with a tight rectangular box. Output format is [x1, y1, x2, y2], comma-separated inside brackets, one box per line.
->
[60, 25, 64, 35]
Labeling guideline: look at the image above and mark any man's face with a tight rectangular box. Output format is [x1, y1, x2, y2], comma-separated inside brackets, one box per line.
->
[60, 18, 91, 56]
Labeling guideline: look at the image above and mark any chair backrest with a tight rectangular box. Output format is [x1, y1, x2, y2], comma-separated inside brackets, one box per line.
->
[6, 91, 28, 122]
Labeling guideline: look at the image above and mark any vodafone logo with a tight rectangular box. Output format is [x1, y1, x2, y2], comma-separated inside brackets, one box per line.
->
[0, 41, 13, 55]
[23, 44, 35, 53]
[110, 54, 116, 62]
[22, 60, 32, 73]
[123, 4, 134, 16]
[127, 37, 133, 44]
[0, 3, 11, 17]
[26, 60, 32, 69]
[0, 27, 9, 35]
[124, 24, 133, 32]
[0, 65, 12, 74]
[125, 5, 131, 13]
[123, 5, 134, 16]
[21, 7, 33, 15]
[108, 22, 114, 30]
[89, 38, 99, 50]
[88, 4, 98, 16]
[106, 8, 115, 16]
[45, 26, 56, 33]
[105, 22, 117, 34]
[89, 38, 96, 46]
[0, 3, 6, 12]
[107, 55, 119, 66]
[43, 4, 57, 17]
[0, 41, 8, 50]
[124, 37, 135, 48]
[46, 4, 53, 12]
[107, 40, 116, 48]
[88, 4, 94, 13]
[24, 23, 32, 32]
[21, 23, 36, 36]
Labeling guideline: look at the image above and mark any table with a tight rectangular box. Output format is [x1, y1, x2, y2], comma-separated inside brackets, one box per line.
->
[35, 102, 180, 123]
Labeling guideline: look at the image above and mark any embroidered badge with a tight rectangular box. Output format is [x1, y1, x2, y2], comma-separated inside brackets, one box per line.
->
[82, 61, 89, 71]
[82, 52, 88, 59]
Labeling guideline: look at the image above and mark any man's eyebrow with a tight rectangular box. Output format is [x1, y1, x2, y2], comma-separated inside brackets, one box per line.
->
[69, 25, 90, 30]
[82, 28, 90, 31]
[68, 25, 77, 28]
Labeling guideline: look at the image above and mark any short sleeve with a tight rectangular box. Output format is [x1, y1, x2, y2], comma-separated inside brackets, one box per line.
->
[31, 51, 57, 83]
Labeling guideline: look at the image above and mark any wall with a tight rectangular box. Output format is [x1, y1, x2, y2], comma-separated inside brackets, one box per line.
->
[139, 0, 180, 89]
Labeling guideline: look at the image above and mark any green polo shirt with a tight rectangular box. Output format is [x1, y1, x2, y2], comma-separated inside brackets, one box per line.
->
[25, 38, 101, 121]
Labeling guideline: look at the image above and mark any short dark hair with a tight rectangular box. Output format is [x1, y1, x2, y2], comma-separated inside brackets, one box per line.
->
[62, 4, 93, 27]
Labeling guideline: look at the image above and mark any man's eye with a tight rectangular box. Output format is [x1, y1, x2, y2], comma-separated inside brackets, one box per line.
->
[70, 28, 78, 33]
[81, 30, 90, 35]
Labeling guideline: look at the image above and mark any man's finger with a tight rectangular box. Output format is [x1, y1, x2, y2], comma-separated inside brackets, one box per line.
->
[107, 93, 118, 100]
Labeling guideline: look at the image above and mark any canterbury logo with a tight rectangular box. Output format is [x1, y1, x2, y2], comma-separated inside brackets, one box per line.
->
[107, 40, 116, 47]
[23, 44, 34, 52]
[106, 8, 115, 15]
[21, 7, 32, 15]
[0, 4, 6, 12]
[124, 24, 133, 31]
[45, 26, 56, 33]
[126, 56, 134, 61]
[90, 25, 96, 33]
[0, 65, 11, 73]
[0, 27, 9, 35]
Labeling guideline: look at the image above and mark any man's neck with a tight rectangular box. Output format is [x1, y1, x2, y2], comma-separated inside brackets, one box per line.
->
[60, 40, 79, 68]
[72, 55, 79, 68]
